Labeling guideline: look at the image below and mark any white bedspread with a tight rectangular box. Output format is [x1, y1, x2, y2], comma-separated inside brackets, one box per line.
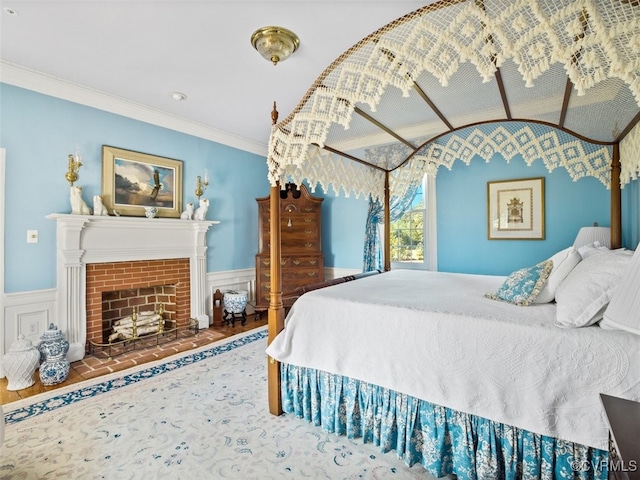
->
[266, 269, 640, 451]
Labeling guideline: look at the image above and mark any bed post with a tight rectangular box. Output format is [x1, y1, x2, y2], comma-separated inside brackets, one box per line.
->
[611, 143, 622, 249]
[383, 171, 391, 271]
[267, 102, 284, 415]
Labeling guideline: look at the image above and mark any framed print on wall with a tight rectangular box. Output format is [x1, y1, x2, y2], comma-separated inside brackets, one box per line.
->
[487, 177, 545, 240]
[102, 146, 183, 218]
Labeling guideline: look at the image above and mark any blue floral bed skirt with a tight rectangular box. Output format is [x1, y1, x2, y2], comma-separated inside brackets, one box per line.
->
[281, 364, 608, 480]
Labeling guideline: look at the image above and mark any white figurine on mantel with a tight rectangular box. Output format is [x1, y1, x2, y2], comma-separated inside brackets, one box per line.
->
[193, 198, 209, 221]
[70, 185, 91, 215]
[180, 202, 194, 220]
[92, 194, 109, 216]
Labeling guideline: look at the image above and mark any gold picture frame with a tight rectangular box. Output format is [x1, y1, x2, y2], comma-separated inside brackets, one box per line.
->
[102, 146, 183, 218]
[487, 177, 545, 240]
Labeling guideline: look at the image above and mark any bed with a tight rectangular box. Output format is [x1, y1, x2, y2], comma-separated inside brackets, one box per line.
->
[261, 1, 640, 478]
[266, 259, 640, 479]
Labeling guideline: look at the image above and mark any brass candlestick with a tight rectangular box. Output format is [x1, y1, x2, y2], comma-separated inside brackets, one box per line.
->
[157, 303, 164, 334]
[65, 152, 83, 186]
[131, 307, 138, 339]
[195, 171, 209, 200]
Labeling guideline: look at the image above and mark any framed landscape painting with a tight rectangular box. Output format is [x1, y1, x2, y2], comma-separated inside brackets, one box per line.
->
[487, 177, 545, 240]
[102, 146, 183, 218]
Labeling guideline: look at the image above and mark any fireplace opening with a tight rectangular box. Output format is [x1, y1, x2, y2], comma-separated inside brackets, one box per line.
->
[101, 285, 176, 343]
[86, 258, 192, 353]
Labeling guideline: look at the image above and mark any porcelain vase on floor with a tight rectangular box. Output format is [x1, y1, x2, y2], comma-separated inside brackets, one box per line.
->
[38, 324, 70, 386]
[223, 290, 248, 314]
[2, 334, 40, 391]
[223, 290, 248, 326]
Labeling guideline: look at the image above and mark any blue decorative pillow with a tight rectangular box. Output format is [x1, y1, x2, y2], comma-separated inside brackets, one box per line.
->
[485, 259, 553, 306]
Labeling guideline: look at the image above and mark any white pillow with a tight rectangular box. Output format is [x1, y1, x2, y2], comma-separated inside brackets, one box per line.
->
[601, 246, 640, 335]
[577, 241, 608, 259]
[533, 247, 581, 303]
[555, 250, 632, 328]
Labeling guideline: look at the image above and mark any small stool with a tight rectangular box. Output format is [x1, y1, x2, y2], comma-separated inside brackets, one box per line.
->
[223, 289, 248, 326]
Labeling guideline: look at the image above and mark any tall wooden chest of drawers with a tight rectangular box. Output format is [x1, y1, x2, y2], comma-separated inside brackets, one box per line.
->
[255, 184, 324, 310]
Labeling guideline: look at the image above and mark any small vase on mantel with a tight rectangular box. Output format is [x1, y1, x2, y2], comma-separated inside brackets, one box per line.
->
[38, 323, 70, 386]
[2, 334, 40, 391]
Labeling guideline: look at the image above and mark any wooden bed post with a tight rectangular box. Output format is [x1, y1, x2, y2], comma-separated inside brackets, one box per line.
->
[611, 143, 622, 249]
[267, 102, 285, 415]
[383, 171, 391, 271]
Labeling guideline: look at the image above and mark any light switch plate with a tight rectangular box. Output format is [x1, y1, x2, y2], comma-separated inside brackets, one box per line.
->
[27, 229, 39, 243]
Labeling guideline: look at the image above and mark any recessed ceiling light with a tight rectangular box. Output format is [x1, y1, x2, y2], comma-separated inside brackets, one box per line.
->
[169, 92, 187, 101]
[3, 7, 18, 15]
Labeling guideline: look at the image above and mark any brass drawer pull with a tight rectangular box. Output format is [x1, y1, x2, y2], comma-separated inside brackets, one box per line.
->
[308, 259, 317, 265]
[307, 272, 317, 276]
[263, 259, 271, 266]
[264, 272, 271, 278]
[293, 259, 300, 265]
[304, 218, 312, 223]
[305, 242, 313, 248]
[305, 229, 313, 235]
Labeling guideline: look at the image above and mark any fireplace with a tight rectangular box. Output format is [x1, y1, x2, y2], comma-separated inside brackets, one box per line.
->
[86, 258, 190, 345]
[47, 214, 218, 363]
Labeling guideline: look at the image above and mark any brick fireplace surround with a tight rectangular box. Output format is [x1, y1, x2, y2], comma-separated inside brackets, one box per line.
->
[47, 214, 218, 363]
[86, 258, 190, 346]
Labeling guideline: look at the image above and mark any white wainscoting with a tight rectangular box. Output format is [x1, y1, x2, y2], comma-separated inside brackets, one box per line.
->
[205, 266, 358, 323]
[2, 289, 56, 378]
[1, 266, 359, 377]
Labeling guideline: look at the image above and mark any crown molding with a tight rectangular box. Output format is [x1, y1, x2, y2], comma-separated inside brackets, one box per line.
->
[0, 60, 267, 156]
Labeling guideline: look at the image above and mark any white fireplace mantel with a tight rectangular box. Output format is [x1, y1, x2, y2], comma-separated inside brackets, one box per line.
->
[46, 214, 219, 362]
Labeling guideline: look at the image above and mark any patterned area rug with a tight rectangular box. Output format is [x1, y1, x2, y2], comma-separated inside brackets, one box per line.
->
[1, 328, 435, 479]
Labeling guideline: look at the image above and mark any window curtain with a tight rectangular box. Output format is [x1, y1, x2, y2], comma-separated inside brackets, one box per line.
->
[362, 183, 420, 272]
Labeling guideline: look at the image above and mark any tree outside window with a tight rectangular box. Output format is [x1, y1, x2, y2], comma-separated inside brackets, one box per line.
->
[390, 187, 424, 263]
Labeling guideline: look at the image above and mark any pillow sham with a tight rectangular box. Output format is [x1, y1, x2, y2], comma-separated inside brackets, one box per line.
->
[600, 245, 640, 335]
[533, 247, 581, 304]
[555, 250, 632, 328]
[485, 259, 553, 306]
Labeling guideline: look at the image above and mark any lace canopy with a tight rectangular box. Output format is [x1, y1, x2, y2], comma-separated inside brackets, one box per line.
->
[267, 0, 640, 201]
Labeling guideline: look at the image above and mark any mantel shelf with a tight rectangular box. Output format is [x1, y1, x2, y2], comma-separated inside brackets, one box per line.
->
[46, 213, 220, 227]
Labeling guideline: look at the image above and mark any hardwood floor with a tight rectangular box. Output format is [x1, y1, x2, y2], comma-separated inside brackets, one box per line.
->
[1, 315, 267, 406]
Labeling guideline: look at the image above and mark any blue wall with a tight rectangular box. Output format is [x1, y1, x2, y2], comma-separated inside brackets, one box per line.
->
[320, 192, 368, 270]
[0, 84, 268, 292]
[1, 83, 637, 292]
[0, 84, 368, 293]
[436, 156, 612, 275]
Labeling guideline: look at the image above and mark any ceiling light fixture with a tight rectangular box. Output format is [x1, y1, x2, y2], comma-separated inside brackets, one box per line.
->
[251, 26, 300, 66]
[3, 7, 18, 15]
[169, 92, 187, 101]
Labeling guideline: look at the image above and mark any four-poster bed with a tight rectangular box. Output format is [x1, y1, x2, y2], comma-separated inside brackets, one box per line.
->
[263, 0, 640, 478]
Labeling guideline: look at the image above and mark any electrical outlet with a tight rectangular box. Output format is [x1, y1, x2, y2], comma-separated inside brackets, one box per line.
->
[27, 230, 39, 243]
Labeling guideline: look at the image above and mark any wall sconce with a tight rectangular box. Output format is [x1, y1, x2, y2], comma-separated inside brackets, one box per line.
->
[573, 222, 611, 249]
[65, 150, 83, 186]
[195, 170, 209, 200]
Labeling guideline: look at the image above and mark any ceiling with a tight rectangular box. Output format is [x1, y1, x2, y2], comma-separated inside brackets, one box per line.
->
[0, 0, 434, 155]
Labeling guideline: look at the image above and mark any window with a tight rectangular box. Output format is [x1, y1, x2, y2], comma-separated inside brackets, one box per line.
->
[390, 188, 424, 263]
[381, 174, 437, 270]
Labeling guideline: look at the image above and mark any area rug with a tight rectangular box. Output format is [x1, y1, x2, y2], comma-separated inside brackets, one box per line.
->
[1, 328, 435, 480]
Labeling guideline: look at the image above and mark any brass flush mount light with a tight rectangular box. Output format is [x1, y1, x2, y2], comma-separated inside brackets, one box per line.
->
[251, 26, 300, 66]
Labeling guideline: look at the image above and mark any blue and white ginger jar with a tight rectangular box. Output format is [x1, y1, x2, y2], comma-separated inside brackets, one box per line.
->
[38, 323, 70, 386]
